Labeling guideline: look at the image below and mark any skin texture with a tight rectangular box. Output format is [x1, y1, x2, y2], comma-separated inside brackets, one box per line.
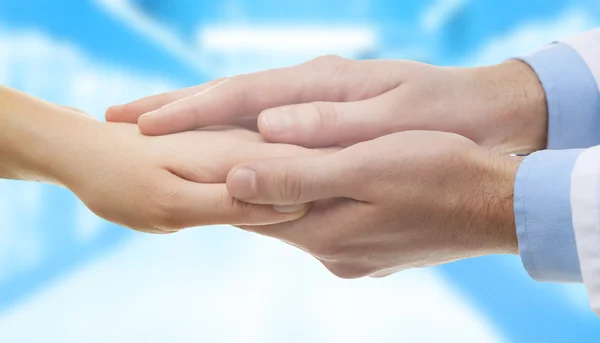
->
[106, 56, 547, 154]
[226, 131, 521, 278]
[0, 86, 318, 233]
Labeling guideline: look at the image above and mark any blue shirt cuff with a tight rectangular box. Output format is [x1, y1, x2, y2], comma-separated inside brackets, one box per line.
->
[517, 43, 600, 150]
[515, 149, 583, 283]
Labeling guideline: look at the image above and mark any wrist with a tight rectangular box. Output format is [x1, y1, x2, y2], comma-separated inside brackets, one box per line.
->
[481, 153, 522, 255]
[38, 111, 102, 188]
[0, 87, 100, 186]
[485, 60, 548, 154]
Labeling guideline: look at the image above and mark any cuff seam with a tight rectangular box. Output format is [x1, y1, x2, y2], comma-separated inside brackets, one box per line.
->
[522, 152, 541, 280]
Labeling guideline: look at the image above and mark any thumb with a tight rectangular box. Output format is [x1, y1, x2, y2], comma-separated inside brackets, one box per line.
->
[258, 94, 391, 148]
[226, 154, 353, 206]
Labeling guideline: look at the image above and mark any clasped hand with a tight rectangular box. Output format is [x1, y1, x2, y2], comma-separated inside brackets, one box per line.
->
[103, 55, 537, 278]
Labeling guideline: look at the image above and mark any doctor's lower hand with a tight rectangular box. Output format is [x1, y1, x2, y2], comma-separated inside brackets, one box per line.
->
[107, 56, 547, 154]
[226, 131, 521, 278]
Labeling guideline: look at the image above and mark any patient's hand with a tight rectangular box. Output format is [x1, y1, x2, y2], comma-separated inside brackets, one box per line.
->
[65, 123, 319, 233]
[0, 86, 318, 233]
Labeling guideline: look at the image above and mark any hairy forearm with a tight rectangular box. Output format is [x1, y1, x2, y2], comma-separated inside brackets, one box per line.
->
[480, 154, 522, 255]
[0, 85, 96, 185]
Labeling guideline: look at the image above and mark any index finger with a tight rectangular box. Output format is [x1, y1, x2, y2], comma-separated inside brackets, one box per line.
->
[105, 77, 228, 123]
[136, 56, 354, 135]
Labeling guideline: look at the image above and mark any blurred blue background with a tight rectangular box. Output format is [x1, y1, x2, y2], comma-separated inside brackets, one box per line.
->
[0, 0, 599, 342]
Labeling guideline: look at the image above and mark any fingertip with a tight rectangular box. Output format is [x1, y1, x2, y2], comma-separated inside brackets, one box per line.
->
[105, 103, 143, 124]
[257, 111, 277, 142]
[258, 108, 300, 144]
[257, 109, 284, 137]
[137, 103, 203, 135]
[104, 105, 122, 122]
[226, 166, 258, 200]
[258, 105, 332, 148]
[137, 112, 163, 136]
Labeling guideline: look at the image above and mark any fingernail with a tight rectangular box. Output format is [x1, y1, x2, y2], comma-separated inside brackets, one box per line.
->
[261, 107, 292, 135]
[229, 167, 258, 199]
[273, 204, 308, 214]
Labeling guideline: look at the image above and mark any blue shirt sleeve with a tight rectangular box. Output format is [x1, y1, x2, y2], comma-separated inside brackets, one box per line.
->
[517, 43, 600, 150]
[514, 149, 583, 282]
[512, 42, 600, 282]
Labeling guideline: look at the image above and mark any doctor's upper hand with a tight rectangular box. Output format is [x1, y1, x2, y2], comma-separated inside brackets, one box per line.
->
[225, 131, 521, 278]
[0, 86, 317, 233]
[106, 55, 547, 154]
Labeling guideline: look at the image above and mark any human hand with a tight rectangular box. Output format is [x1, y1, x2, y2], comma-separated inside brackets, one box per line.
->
[106, 56, 547, 154]
[0, 86, 318, 233]
[225, 131, 520, 278]
[56, 121, 322, 233]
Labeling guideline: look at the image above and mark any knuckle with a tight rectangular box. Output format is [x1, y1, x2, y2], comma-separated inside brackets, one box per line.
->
[329, 56, 354, 81]
[330, 57, 353, 78]
[227, 195, 254, 219]
[310, 102, 339, 132]
[209, 190, 258, 226]
[311, 55, 354, 81]
[225, 74, 250, 111]
[279, 166, 304, 204]
[310, 54, 346, 67]
[315, 56, 354, 100]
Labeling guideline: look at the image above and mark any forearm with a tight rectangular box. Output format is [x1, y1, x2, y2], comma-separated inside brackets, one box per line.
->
[0, 85, 96, 185]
